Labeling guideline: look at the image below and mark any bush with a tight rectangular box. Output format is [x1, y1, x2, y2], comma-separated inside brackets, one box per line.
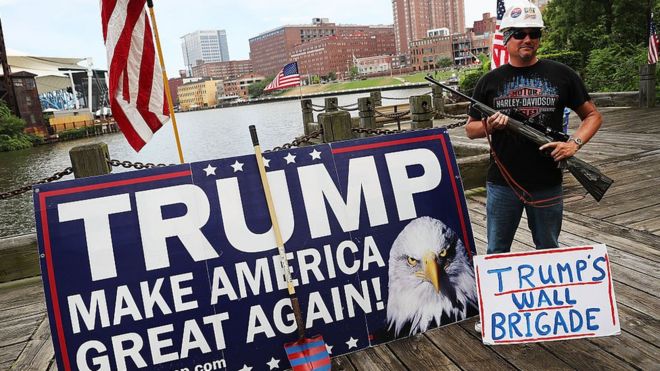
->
[458, 70, 485, 96]
[539, 51, 584, 73]
[57, 127, 89, 141]
[585, 43, 646, 92]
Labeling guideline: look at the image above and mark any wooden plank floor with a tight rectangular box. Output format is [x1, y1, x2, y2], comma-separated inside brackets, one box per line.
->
[1, 107, 658, 370]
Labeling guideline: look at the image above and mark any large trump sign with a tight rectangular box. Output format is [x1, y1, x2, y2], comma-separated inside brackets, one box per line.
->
[34, 128, 478, 371]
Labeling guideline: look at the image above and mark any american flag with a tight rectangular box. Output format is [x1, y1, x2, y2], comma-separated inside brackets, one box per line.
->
[491, 0, 509, 69]
[101, 0, 169, 152]
[265, 62, 301, 92]
[649, 12, 659, 64]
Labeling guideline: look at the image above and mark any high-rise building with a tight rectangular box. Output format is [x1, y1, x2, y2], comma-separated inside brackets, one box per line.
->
[181, 30, 230, 72]
[392, 0, 465, 55]
[249, 18, 395, 76]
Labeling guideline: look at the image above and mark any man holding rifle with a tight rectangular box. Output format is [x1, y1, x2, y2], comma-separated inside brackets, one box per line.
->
[465, 1, 602, 258]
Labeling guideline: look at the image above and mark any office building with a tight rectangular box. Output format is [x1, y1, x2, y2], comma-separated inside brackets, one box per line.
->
[181, 30, 230, 73]
[249, 18, 395, 76]
[191, 59, 253, 80]
[392, 0, 465, 55]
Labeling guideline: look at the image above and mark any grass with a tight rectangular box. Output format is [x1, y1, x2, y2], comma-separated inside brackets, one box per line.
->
[277, 67, 480, 97]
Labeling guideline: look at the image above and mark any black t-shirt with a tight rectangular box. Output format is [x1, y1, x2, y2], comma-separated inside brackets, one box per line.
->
[469, 59, 591, 189]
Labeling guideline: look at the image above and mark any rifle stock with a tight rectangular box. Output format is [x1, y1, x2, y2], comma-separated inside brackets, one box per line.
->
[424, 76, 613, 201]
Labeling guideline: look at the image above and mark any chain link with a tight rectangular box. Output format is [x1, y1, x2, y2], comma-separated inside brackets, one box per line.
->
[0, 167, 74, 200]
[374, 110, 411, 119]
[107, 159, 172, 169]
[351, 119, 467, 136]
[266, 129, 323, 152]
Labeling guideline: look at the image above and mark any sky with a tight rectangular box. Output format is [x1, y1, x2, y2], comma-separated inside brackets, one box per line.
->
[0, 0, 496, 76]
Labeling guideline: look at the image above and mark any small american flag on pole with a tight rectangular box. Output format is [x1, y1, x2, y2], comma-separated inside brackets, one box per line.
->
[491, 0, 509, 69]
[265, 62, 301, 92]
[649, 12, 659, 64]
[100, 0, 169, 152]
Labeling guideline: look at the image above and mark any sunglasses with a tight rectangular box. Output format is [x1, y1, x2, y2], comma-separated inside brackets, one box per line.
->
[511, 29, 542, 40]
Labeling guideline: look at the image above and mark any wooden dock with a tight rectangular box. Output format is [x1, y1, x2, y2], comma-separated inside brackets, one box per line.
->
[1, 107, 658, 370]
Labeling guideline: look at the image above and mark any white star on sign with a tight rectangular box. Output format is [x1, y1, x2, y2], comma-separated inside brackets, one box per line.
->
[346, 337, 358, 349]
[309, 149, 322, 160]
[284, 152, 296, 164]
[266, 357, 280, 370]
[230, 160, 244, 172]
[238, 365, 253, 371]
[325, 343, 334, 354]
[203, 164, 216, 176]
[263, 157, 271, 168]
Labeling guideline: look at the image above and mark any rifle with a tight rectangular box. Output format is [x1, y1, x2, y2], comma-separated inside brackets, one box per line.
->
[425, 76, 613, 202]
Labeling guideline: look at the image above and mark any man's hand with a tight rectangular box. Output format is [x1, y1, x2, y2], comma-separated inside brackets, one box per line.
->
[486, 111, 509, 134]
[539, 140, 579, 162]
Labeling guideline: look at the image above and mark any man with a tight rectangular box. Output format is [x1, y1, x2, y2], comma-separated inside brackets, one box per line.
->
[467, 1, 602, 332]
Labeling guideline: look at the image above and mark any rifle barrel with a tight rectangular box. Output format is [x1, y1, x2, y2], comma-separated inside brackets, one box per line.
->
[423, 75, 613, 201]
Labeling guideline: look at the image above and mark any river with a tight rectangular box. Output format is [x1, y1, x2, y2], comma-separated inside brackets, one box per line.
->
[0, 87, 430, 237]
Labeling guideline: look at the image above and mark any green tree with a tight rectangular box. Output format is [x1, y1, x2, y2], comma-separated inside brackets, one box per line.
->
[0, 100, 33, 151]
[542, 0, 657, 67]
[0, 100, 25, 136]
[247, 76, 275, 98]
[436, 56, 453, 68]
[584, 43, 646, 92]
[349, 66, 359, 80]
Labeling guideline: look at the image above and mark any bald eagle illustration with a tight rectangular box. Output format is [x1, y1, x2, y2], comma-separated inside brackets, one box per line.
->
[386, 217, 477, 336]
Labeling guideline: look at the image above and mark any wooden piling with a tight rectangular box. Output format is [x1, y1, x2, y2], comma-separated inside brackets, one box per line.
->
[68, 143, 112, 178]
[432, 85, 445, 118]
[319, 110, 353, 142]
[370, 91, 382, 107]
[301, 99, 314, 135]
[639, 64, 656, 108]
[410, 95, 434, 129]
[358, 97, 376, 136]
[325, 97, 338, 112]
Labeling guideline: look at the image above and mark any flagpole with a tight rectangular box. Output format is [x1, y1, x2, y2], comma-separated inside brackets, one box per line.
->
[146, 0, 185, 164]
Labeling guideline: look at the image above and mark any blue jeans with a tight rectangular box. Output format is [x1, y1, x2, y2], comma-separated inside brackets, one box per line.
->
[486, 182, 563, 254]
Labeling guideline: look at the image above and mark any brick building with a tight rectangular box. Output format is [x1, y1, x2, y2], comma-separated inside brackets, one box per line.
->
[291, 32, 395, 79]
[356, 55, 393, 75]
[223, 73, 265, 101]
[409, 35, 453, 71]
[392, 0, 465, 55]
[471, 12, 497, 35]
[177, 79, 219, 111]
[249, 18, 395, 76]
[10, 71, 46, 135]
[191, 59, 253, 80]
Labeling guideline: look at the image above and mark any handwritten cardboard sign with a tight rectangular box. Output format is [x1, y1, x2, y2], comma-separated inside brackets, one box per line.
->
[474, 244, 620, 345]
[34, 128, 479, 371]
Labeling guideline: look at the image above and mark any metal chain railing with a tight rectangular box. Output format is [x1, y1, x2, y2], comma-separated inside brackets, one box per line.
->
[351, 119, 467, 136]
[107, 159, 172, 169]
[374, 110, 411, 119]
[266, 129, 324, 152]
[0, 167, 74, 200]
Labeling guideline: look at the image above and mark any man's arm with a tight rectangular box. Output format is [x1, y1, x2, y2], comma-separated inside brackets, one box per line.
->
[539, 101, 602, 162]
[465, 111, 510, 139]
